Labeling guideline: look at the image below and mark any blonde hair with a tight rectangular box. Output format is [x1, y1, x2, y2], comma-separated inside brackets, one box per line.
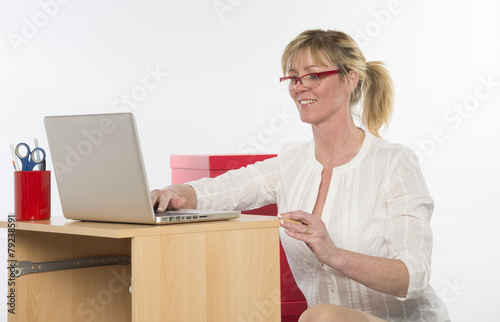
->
[281, 29, 394, 137]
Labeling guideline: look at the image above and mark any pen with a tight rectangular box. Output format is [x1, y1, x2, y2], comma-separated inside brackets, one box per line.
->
[282, 218, 304, 225]
[34, 138, 41, 160]
[10, 144, 20, 171]
[34, 138, 43, 170]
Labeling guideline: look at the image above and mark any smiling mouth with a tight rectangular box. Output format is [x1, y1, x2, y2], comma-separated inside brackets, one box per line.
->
[299, 99, 317, 106]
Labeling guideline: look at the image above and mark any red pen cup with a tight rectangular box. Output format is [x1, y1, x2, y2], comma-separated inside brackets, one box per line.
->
[14, 171, 51, 221]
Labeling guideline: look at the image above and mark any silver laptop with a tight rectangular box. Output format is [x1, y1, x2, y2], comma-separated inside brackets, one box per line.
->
[44, 112, 240, 224]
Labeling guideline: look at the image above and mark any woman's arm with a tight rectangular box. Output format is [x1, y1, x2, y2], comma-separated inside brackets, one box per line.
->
[151, 157, 279, 212]
[280, 211, 409, 298]
[327, 247, 409, 298]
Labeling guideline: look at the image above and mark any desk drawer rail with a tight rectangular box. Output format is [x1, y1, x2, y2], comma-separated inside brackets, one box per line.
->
[10, 255, 130, 277]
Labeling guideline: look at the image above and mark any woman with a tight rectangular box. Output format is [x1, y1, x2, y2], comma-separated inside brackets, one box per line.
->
[151, 29, 450, 321]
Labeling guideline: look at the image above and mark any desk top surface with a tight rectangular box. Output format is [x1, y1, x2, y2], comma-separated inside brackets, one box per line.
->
[0, 214, 279, 238]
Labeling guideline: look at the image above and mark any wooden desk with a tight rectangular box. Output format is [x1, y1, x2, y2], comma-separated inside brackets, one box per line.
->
[1, 215, 280, 321]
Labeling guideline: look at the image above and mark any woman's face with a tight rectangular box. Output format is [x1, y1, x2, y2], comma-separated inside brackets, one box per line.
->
[288, 49, 351, 126]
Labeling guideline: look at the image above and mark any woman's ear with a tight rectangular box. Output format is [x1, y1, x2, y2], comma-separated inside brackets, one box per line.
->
[347, 70, 360, 92]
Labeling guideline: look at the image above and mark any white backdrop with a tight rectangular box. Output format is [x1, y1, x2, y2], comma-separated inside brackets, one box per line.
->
[1, 0, 499, 320]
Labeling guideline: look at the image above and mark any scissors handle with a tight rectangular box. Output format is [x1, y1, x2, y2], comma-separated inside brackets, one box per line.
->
[15, 143, 31, 171]
[26, 147, 46, 171]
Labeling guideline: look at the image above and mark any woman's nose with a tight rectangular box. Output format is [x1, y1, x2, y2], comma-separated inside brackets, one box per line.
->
[292, 80, 308, 92]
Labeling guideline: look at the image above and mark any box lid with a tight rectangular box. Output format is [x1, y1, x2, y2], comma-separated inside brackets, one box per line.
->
[170, 154, 277, 170]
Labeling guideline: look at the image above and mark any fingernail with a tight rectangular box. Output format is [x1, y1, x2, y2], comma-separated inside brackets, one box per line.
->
[280, 219, 284, 225]
[277, 213, 282, 218]
[157, 208, 163, 212]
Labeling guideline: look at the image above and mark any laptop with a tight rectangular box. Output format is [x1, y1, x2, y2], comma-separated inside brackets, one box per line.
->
[43, 112, 240, 224]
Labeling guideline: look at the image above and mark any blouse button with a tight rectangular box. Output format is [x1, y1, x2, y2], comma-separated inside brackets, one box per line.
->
[329, 288, 335, 294]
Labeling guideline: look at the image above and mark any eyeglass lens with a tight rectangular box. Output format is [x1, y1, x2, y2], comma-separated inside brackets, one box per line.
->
[282, 74, 320, 90]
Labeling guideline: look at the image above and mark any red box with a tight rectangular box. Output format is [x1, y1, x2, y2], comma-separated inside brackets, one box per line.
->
[171, 155, 307, 321]
[14, 171, 51, 221]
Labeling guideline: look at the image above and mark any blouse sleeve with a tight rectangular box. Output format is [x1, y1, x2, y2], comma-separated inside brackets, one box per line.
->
[384, 148, 434, 300]
[186, 157, 280, 211]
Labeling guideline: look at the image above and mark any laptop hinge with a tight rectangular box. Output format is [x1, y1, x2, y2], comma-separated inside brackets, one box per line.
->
[10, 255, 130, 277]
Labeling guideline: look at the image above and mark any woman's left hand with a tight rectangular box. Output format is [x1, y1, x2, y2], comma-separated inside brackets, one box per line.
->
[279, 210, 338, 265]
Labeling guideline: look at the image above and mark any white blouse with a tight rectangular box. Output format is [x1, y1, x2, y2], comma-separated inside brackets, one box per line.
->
[188, 131, 450, 322]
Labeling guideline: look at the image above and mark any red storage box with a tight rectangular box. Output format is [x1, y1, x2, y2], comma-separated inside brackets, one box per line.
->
[171, 154, 307, 321]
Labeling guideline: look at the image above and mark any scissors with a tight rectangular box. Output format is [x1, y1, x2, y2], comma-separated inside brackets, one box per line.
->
[15, 142, 46, 171]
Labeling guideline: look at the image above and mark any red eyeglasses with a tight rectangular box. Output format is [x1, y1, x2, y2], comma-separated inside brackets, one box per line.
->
[279, 70, 340, 90]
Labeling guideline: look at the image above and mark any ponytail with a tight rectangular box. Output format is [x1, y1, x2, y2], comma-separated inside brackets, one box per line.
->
[362, 61, 394, 138]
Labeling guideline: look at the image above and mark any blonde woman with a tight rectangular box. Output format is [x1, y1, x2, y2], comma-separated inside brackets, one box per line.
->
[151, 29, 450, 321]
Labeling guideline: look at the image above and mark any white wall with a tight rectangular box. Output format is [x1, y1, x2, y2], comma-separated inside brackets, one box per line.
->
[1, 0, 499, 320]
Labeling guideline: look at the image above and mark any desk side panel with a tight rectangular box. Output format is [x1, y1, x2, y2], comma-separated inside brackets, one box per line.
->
[132, 226, 280, 321]
[206, 227, 281, 321]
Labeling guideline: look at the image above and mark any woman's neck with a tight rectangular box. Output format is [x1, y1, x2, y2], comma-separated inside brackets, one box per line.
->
[312, 116, 365, 169]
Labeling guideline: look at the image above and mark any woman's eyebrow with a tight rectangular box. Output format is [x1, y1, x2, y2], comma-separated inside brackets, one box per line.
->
[304, 65, 320, 71]
[288, 65, 321, 74]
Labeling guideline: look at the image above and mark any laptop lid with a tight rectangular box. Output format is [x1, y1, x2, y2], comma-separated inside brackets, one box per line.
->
[44, 113, 239, 224]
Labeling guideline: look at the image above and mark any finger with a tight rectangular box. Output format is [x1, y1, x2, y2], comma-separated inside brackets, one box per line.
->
[169, 196, 187, 209]
[279, 211, 310, 224]
[150, 190, 160, 208]
[283, 227, 310, 240]
[157, 190, 178, 212]
[280, 219, 308, 234]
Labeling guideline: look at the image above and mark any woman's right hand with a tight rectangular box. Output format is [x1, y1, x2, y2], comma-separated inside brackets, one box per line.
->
[150, 184, 196, 212]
